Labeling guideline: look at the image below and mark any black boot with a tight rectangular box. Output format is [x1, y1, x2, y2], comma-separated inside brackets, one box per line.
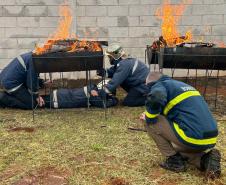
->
[201, 149, 221, 179]
[160, 153, 187, 172]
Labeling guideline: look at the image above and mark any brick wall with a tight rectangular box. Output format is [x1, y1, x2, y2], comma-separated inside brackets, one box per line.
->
[0, 0, 226, 75]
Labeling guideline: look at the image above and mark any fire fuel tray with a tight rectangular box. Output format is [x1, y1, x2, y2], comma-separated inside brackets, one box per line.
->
[32, 51, 104, 73]
[147, 46, 226, 70]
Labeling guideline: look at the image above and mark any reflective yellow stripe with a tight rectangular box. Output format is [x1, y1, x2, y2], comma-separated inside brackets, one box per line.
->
[163, 91, 201, 115]
[145, 111, 159, 119]
[173, 122, 217, 145]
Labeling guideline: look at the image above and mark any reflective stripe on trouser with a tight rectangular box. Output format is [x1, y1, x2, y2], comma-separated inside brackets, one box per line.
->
[0, 84, 23, 94]
[53, 90, 58, 108]
[145, 115, 210, 169]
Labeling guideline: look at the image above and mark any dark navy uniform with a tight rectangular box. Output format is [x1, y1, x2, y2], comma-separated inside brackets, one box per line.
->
[145, 75, 218, 150]
[44, 84, 118, 109]
[0, 52, 39, 109]
[105, 57, 149, 106]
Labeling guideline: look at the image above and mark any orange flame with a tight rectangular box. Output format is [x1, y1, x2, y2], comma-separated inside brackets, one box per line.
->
[216, 41, 226, 48]
[50, 5, 73, 40]
[156, 0, 192, 46]
[34, 2, 101, 55]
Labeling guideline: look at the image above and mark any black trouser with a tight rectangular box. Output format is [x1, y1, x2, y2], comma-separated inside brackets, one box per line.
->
[122, 88, 146, 107]
[0, 86, 36, 109]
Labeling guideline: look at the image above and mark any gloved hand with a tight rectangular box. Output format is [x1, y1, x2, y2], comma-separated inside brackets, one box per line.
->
[96, 68, 106, 77]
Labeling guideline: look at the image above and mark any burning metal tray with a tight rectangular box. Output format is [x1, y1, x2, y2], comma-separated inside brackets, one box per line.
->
[32, 51, 104, 73]
[147, 47, 226, 70]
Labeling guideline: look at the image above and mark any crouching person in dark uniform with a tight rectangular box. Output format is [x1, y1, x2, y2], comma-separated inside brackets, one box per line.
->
[43, 83, 118, 109]
[0, 52, 44, 109]
[140, 72, 221, 179]
[97, 43, 149, 107]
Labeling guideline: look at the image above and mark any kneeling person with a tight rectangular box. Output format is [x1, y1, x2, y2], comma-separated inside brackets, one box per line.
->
[140, 72, 221, 179]
[0, 52, 44, 109]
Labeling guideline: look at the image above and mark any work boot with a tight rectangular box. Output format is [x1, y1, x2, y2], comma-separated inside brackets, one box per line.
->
[160, 153, 187, 172]
[201, 149, 221, 179]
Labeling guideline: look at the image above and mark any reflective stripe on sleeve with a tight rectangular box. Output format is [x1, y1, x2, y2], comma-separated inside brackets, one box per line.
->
[17, 55, 27, 71]
[132, 59, 138, 75]
[145, 111, 159, 119]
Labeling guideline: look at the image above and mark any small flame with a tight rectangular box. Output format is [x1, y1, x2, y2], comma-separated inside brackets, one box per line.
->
[34, 2, 101, 55]
[156, 0, 192, 46]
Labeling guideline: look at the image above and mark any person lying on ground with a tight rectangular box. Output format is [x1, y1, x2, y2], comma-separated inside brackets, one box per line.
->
[43, 83, 118, 109]
[140, 72, 221, 179]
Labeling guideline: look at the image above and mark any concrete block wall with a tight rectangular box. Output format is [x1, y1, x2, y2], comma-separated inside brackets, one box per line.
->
[0, 0, 67, 69]
[76, 0, 226, 63]
[0, 0, 226, 76]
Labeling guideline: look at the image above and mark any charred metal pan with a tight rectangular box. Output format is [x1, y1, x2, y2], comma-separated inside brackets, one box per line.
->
[32, 51, 104, 73]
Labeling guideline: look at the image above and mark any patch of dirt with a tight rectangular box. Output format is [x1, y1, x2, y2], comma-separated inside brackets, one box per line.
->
[148, 168, 165, 180]
[102, 177, 130, 185]
[124, 159, 140, 167]
[0, 165, 24, 182]
[7, 127, 35, 133]
[148, 169, 183, 185]
[14, 166, 71, 185]
[68, 154, 98, 166]
[7, 126, 45, 133]
[103, 155, 117, 162]
[207, 179, 225, 185]
[69, 154, 86, 161]
[157, 178, 181, 185]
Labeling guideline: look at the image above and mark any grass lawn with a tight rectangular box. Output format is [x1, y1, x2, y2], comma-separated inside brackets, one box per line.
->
[0, 106, 225, 185]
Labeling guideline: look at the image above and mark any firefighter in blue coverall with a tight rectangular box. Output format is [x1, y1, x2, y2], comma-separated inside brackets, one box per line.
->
[140, 72, 221, 179]
[43, 83, 118, 109]
[98, 43, 149, 107]
[0, 52, 44, 109]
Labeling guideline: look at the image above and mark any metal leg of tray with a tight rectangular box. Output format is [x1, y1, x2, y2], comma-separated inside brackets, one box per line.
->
[49, 73, 53, 110]
[215, 70, 220, 109]
[85, 69, 90, 109]
[30, 68, 35, 121]
[101, 72, 107, 120]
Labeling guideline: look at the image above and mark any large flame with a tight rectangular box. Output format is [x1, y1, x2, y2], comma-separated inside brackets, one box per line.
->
[156, 0, 192, 46]
[34, 3, 101, 55]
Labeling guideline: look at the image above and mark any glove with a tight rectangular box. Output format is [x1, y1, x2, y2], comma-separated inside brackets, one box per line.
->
[96, 68, 106, 77]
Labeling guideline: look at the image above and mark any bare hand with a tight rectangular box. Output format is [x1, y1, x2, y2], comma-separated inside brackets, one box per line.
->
[139, 112, 146, 121]
[36, 96, 45, 107]
[91, 90, 98, 96]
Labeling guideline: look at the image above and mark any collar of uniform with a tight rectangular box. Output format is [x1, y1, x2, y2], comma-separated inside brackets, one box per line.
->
[146, 75, 171, 90]
[112, 58, 122, 66]
[159, 75, 171, 81]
